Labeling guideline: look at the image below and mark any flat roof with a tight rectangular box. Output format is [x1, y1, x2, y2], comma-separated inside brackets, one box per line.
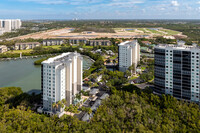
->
[89, 88, 99, 95]
[15, 42, 40, 45]
[155, 44, 200, 50]
[42, 52, 73, 64]
[118, 40, 138, 46]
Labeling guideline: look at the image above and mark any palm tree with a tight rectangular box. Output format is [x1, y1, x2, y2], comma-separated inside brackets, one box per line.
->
[61, 99, 67, 106]
[52, 103, 56, 113]
[57, 101, 62, 112]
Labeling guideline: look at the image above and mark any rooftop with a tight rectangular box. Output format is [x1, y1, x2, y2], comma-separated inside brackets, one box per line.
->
[42, 52, 80, 64]
[118, 40, 138, 46]
[89, 88, 99, 95]
[100, 93, 109, 100]
[89, 40, 111, 42]
[155, 44, 200, 50]
[15, 42, 40, 45]
[0, 45, 7, 48]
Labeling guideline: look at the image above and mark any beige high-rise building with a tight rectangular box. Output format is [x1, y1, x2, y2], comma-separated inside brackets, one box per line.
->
[41, 52, 83, 113]
[118, 40, 140, 72]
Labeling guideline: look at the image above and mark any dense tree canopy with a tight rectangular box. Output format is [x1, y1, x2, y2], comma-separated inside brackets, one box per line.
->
[0, 86, 199, 132]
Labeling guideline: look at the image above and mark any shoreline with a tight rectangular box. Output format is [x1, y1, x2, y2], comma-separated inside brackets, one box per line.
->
[0, 53, 59, 61]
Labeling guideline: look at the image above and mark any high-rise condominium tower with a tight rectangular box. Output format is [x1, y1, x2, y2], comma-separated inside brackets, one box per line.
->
[41, 52, 83, 112]
[0, 19, 21, 32]
[118, 40, 140, 72]
[154, 42, 200, 103]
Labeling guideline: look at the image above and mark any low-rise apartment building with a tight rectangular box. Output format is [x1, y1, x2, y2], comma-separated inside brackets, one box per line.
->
[15, 42, 41, 50]
[87, 40, 112, 46]
[43, 39, 65, 46]
[0, 45, 7, 53]
[69, 38, 88, 45]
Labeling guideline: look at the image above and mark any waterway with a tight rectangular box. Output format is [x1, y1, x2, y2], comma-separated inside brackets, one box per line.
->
[0, 56, 93, 93]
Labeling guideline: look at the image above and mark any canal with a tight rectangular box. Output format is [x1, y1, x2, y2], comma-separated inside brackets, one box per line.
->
[0, 56, 93, 93]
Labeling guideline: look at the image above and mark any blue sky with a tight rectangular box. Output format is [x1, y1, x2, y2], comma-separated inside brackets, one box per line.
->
[0, 0, 200, 20]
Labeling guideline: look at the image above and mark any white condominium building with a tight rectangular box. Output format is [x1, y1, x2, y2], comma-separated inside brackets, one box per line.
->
[0, 19, 22, 32]
[118, 40, 140, 72]
[41, 52, 83, 112]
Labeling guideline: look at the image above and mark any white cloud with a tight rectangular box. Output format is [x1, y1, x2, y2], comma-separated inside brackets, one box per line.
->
[171, 1, 179, 6]
[17, 0, 144, 6]
[197, 1, 200, 4]
[17, 0, 68, 4]
[17, 0, 103, 5]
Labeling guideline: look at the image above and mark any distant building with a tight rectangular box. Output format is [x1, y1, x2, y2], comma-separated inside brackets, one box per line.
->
[0, 19, 21, 32]
[140, 47, 152, 53]
[141, 41, 152, 46]
[15, 42, 41, 50]
[69, 38, 88, 45]
[163, 36, 175, 39]
[154, 43, 200, 104]
[118, 40, 140, 72]
[41, 52, 83, 113]
[0, 45, 7, 53]
[82, 31, 95, 34]
[87, 40, 112, 46]
[43, 39, 65, 46]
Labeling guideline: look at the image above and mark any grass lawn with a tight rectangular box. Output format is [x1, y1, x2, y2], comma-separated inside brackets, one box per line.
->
[43, 45, 62, 49]
[82, 45, 93, 49]
[6, 49, 33, 54]
[145, 29, 164, 35]
[130, 75, 139, 80]
[110, 54, 118, 60]
[141, 67, 146, 71]
[160, 29, 181, 35]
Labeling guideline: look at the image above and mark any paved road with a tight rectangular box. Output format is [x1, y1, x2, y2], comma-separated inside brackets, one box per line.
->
[135, 83, 154, 89]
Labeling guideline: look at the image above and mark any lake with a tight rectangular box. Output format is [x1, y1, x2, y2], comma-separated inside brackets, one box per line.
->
[0, 56, 93, 93]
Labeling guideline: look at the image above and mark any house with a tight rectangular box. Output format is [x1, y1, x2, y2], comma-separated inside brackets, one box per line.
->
[43, 39, 65, 46]
[141, 41, 152, 46]
[163, 35, 175, 39]
[89, 88, 99, 97]
[100, 93, 109, 100]
[0, 45, 7, 53]
[15, 42, 41, 50]
[96, 75, 102, 82]
[95, 49, 102, 54]
[106, 50, 115, 56]
[87, 40, 112, 46]
[82, 86, 90, 91]
[140, 47, 152, 53]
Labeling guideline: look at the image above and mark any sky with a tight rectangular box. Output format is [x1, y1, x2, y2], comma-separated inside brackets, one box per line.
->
[0, 0, 200, 20]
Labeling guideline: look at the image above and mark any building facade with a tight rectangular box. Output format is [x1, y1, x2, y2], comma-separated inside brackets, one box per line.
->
[0, 19, 21, 32]
[154, 43, 200, 103]
[69, 38, 88, 45]
[42, 39, 65, 46]
[87, 40, 112, 46]
[41, 52, 83, 112]
[118, 40, 140, 72]
[15, 42, 41, 50]
[0, 45, 7, 53]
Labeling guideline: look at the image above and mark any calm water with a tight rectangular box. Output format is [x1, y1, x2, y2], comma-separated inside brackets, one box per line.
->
[0, 56, 93, 93]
